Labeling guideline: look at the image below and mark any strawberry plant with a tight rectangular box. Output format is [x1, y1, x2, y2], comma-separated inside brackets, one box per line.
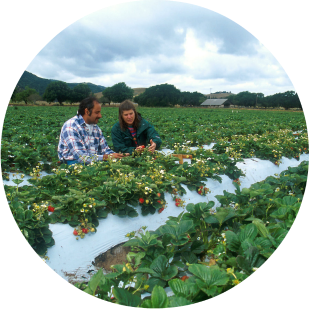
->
[74, 160, 307, 306]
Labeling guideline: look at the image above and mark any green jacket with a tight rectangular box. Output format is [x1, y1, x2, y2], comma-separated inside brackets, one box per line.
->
[111, 118, 162, 154]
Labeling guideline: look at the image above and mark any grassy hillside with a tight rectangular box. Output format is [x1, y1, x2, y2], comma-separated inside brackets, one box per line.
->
[133, 87, 147, 96]
[17, 71, 106, 95]
[95, 88, 147, 101]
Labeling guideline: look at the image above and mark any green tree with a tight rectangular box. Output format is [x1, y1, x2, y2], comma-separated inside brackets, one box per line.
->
[280, 91, 296, 109]
[15, 86, 38, 104]
[28, 93, 42, 104]
[256, 93, 264, 107]
[102, 87, 112, 104]
[98, 95, 111, 104]
[134, 84, 181, 107]
[227, 91, 257, 107]
[238, 91, 257, 107]
[43, 81, 71, 105]
[70, 83, 91, 104]
[260, 96, 270, 109]
[180, 91, 206, 106]
[257, 91, 302, 109]
[102, 82, 134, 104]
[180, 91, 205, 106]
[227, 94, 236, 106]
[293, 92, 302, 110]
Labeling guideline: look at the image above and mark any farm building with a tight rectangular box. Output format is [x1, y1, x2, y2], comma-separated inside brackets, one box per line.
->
[201, 98, 231, 108]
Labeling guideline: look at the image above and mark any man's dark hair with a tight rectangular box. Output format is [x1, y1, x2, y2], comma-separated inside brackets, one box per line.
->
[78, 96, 99, 116]
[119, 100, 141, 130]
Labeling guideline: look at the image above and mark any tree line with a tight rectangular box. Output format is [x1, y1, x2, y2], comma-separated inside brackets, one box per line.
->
[12, 81, 195, 106]
[134, 84, 206, 107]
[102, 82, 205, 107]
[11, 81, 92, 105]
[227, 91, 302, 110]
[10, 80, 302, 110]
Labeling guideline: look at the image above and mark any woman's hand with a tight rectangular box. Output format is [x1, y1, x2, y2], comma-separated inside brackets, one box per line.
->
[148, 139, 156, 153]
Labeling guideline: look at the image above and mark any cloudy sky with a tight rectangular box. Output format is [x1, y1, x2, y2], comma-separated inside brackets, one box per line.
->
[26, 0, 294, 96]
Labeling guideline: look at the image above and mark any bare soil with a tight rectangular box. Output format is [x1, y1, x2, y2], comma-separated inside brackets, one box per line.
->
[93, 242, 131, 272]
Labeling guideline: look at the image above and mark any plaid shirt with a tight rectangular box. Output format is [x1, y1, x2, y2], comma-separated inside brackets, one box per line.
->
[58, 115, 114, 164]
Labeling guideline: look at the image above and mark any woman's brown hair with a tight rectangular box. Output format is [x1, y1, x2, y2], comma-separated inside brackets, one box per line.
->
[119, 100, 141, 130]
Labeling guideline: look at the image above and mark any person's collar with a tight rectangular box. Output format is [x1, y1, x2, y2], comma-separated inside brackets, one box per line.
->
[77, 114, 98, 127]
[77, 114, 86, 126]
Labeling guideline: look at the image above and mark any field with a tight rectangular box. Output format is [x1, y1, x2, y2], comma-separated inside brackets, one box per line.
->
[2, 106, 308, 306]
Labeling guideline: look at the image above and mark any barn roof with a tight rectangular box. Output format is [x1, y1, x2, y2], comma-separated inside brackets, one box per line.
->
[201, 99, 229, 106]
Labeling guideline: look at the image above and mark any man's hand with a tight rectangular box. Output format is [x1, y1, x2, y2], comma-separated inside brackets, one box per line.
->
[103, 153, 129, 160]
[148, 139, 156, 153]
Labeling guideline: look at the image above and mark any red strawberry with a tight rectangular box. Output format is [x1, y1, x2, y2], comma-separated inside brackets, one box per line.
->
[200, 186, 203, 189]
[158, 200, 161, 204]
[181, 275, 189, 281]
[175, 202, 180, 207]
[73, 230, 78, 236]
[157, 193, 161, 197]
[158, 207, 164, 213]
[48, 206, 55, 212]
[82, 228, 88, 234]
[198, 190, 202, 195]
[141, 145, 145, 149]
[139, 198, 144, 204]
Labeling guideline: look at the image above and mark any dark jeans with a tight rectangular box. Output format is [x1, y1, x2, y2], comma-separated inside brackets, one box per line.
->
[66, 160, 79, 166]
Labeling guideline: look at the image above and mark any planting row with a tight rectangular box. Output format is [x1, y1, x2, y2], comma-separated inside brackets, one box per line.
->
[73, 160, 307, 306]
[4, 148, 243, 255]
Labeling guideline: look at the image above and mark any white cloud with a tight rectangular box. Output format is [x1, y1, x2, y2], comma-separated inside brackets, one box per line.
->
[25, 0, 295, 96]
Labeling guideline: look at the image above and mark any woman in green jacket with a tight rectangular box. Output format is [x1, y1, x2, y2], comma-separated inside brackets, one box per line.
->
[111, 100, 162, 155]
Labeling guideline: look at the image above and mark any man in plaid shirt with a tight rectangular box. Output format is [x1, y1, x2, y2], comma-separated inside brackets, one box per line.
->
[58, 96, 127, 165]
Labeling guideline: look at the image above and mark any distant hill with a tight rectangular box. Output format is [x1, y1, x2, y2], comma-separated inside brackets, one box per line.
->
[17, 71, 106, 95]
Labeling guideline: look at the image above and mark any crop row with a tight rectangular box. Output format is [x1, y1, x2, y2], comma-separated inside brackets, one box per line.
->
[73, 160, 308, 306]
[4, 147, 244, 255]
